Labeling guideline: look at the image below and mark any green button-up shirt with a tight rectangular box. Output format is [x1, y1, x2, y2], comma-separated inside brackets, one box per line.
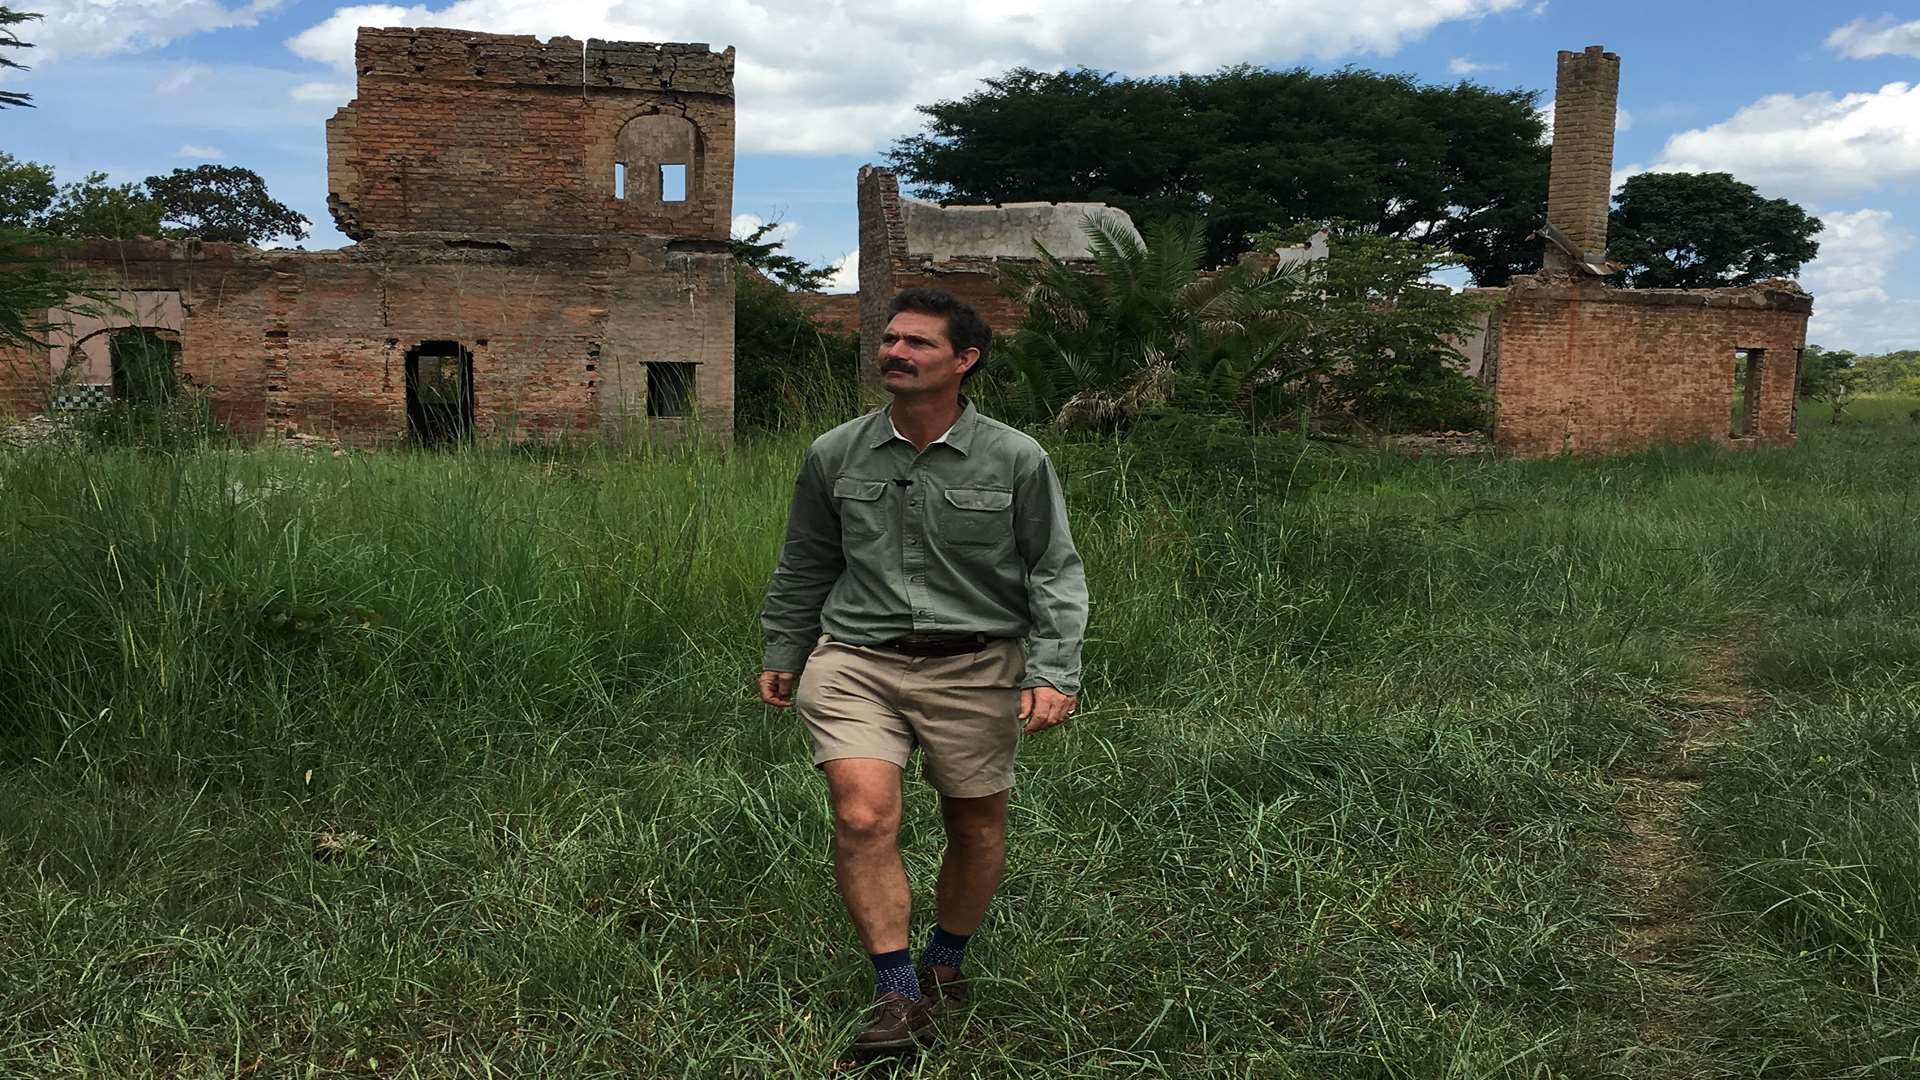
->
[760, 400, 1089, 695]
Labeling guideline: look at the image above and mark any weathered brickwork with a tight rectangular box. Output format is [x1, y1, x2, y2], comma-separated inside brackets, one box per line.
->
[1546, 46, 1620, 267]
[854, 166, 1132, 390]
[2, 26, 737, 444]
[1492, 279, 1810, 456]
[1489, 44, 1813, 457]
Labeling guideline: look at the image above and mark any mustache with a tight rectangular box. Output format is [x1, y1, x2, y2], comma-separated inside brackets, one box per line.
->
[881, 358, 917, 374]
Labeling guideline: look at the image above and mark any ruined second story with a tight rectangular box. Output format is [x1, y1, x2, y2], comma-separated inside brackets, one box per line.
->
[325, 28, 735, 242]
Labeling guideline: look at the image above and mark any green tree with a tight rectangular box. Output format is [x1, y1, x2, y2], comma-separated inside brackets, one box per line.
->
[0, 151, 55, 227]
[0, 7, 39, 109]
[1608, 172, 1822, 288]
[731, 220, 835, 292]
[143, 165, 310, 245]
[42, 172, 164, 239]
[730, 223, 858, 433]
[997, 217, 1491, 434]
[1797, 345, 1861, 424]
[1850, 350, 1920, 395]
[888, 66, 1549, 284]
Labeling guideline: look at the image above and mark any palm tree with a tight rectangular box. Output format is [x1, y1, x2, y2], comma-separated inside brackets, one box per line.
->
[997, 215, 1309, 430]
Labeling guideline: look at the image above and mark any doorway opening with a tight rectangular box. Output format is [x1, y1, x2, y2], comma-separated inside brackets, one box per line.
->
[405, 340, 474, 445]
[109, 328, 181, 404]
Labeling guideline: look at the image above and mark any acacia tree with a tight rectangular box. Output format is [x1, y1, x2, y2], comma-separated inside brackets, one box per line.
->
[144, 165, 310, 245]
[888, 66, 1550, 284]
[0, 7, 39, 109]
[1608, 172, 1822, 288]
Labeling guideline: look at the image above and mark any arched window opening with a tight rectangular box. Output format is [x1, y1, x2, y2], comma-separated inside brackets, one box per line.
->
[614, 114, 700, 205]
[405, 340, 475, 445]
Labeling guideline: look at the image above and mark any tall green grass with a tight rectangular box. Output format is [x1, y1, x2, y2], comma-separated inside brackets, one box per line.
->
[0, 402, 1916, 1076]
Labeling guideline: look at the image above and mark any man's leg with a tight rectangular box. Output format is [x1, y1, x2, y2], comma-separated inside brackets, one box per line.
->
[823, 758, 911, 954]
[933, 789, 1010, 939]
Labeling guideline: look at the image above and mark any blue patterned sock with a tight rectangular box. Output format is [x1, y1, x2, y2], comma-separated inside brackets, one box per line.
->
[920, 925, 971, 972]
[870, 949, 921, 999]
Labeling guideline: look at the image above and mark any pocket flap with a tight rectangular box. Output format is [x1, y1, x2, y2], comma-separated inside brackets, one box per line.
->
[833, 477, 890, 502]
[943, 487, 1013, 512]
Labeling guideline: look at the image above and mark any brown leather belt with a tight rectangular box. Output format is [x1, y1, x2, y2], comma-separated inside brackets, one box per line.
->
[873, 633, 997, 658]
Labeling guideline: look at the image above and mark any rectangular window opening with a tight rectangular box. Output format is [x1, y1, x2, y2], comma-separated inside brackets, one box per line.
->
[660, 163, 686, 203]
[614, 162, 626, 200]
[646, 361, 696, 418]
[1731, 348, 1766, 438]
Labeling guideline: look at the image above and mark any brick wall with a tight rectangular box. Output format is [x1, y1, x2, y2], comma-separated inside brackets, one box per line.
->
[1492, 277, 1811, 456]
[2, 237, 734, 444]
[328, 29, 734, 243]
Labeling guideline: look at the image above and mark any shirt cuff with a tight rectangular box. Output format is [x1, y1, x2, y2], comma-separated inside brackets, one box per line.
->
[1020, 674, 1080, 696]
[1020, 638, 1081, 696]
[761, 640, 814, 673]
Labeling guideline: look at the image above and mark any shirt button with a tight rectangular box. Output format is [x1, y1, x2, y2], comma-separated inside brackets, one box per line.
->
[910, 575, 924, 583]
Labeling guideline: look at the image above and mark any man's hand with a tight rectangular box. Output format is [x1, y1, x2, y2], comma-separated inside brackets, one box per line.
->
[759, 670, 797, 708]
[1019, 686, 1078, 734]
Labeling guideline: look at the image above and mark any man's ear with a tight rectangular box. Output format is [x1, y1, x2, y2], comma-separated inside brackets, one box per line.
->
[956, 348, 982, 376]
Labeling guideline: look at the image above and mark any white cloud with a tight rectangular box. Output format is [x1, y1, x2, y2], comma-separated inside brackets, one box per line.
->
[174, 144, 225, 159]
[823, 250, 857, 293]
[1650, 82, 1920, 200]
[157, 63, 213, 95]
[731, 212, 797, 245]
[289, 80, 354, 103]
[32, 0, 287, 62]
[1448, 57, 1500, 76]
[1826, 16, 1920, 60]
[1799, 207, 1920, 351]
[285, 0, 1531, 154]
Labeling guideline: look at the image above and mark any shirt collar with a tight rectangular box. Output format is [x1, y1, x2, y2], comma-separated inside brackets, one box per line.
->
[867, 397, 979, 455]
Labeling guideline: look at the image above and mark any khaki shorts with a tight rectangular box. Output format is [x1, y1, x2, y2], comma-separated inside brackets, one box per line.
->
[793, 635, 1027, 798]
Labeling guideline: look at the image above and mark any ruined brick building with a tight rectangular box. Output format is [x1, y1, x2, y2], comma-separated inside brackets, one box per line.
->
[853, 166, 1140, 390]
[1, 28, 739, 443]
[1483, 46, 1813, 456]
[851, 47, 1813, 458]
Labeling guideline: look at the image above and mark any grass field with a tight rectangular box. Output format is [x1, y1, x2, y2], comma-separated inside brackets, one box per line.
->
[1, 400, 1916, 1078]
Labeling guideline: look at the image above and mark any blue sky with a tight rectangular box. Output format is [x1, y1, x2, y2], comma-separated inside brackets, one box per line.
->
[11, 1, 1920, 351]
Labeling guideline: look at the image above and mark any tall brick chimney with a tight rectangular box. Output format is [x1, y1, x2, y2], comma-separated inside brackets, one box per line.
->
[1545, 45, 1620, 271]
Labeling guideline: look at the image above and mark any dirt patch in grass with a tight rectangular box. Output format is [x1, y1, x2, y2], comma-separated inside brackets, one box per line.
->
[1608, 643, 1762, 1073]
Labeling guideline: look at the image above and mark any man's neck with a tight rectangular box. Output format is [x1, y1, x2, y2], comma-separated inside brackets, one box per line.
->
[887, 394, 965, 452]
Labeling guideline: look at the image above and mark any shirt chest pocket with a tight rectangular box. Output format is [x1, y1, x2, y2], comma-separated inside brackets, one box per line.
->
[832, 477, 891, 538]
[938, 487, 1013, 547]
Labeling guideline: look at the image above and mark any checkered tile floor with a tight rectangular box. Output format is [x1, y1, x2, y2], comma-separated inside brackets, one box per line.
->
[51, 384, 111, 411]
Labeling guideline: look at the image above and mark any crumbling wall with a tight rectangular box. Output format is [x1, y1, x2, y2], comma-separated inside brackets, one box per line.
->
[1488, 44, 1813, 456]
[4, 27, 738, 445]
[327, 29, 734, 242]
[1493, 279, 1809, 455]
[855, 166, 1139, 387]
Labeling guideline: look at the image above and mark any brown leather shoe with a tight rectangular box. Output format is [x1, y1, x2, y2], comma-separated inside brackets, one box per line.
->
[851, 991, 936, 1053]
[919, 966, 971, 1014]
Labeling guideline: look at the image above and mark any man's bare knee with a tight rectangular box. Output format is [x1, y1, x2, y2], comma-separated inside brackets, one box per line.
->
[833, 800, 900, 846]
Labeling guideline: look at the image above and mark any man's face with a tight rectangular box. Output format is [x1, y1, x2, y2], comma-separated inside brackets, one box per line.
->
[878, 311, 978, 397]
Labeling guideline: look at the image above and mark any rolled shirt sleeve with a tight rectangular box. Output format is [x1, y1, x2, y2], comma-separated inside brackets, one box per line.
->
[1013, 453, 1089, 695]
[759, 449, 844, 673]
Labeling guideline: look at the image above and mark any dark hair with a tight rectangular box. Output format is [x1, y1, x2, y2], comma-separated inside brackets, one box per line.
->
[888, 288, 993, 382]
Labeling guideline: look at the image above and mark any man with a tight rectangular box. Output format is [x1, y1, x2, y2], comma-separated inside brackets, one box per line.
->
[758, 287, 1089, 1055]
